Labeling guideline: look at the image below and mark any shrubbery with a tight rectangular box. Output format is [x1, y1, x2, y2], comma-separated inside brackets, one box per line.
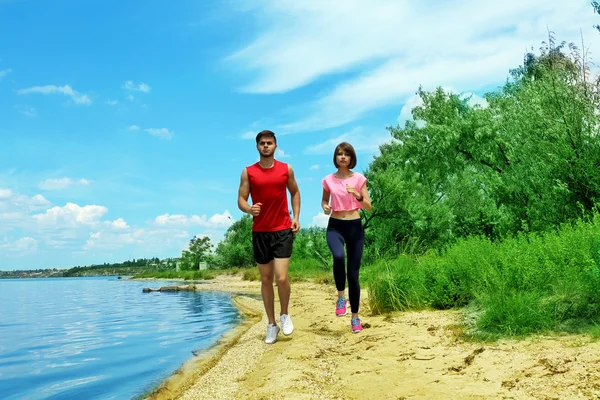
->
[364, 216, 600, 336]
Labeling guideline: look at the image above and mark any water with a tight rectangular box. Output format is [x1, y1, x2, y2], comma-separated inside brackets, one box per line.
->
[0, 277, 241, 400]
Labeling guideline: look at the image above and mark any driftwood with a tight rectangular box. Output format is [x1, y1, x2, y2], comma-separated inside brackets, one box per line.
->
[142, 285, 198, 293]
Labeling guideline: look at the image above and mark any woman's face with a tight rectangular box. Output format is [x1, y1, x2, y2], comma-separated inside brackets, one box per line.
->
[336, 148, 351, 167]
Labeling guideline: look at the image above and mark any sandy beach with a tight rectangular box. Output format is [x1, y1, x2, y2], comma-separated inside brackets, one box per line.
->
[145, 275, 600, 400]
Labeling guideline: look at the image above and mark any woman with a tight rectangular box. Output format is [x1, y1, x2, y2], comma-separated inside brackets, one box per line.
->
[321, 142, 372, 333]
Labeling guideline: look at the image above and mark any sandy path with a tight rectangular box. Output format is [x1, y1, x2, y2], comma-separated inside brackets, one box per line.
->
[145, 275, 600, 400]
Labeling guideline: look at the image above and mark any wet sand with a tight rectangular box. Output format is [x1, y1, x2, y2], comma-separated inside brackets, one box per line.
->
[145, 275, 600, 400]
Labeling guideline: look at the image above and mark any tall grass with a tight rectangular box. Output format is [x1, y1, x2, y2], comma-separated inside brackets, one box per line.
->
[364, 256, 427, 314]
[364, 216, 600, 337]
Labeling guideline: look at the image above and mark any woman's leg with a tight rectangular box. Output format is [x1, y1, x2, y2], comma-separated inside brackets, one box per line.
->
[326, 224, 347, 296]
[346, 221, 365, 316]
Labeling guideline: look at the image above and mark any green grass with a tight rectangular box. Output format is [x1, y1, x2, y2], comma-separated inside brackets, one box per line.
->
[134, 259, 333, 283]
[289, 258, 331, 283]
[133, 270, 216, 280]
[364, 215, 600, 338]
[242, 268, 260, 281]
[589, 323, 600, 341]
[236, 257, 332, 283]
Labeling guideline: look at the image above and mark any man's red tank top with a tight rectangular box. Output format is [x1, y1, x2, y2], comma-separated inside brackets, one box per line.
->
[247, 160, 292, 232]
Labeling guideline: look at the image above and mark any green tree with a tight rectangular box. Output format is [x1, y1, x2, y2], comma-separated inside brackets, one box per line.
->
[365, 37, 600, 251]
[292, 226, 330, 267]
[214, 215, 255, 268]
[180, 235, 212, 270]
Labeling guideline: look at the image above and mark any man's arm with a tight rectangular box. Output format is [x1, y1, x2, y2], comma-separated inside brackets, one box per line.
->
[238, 168, 261, 216]
[287, 165, 301, 233]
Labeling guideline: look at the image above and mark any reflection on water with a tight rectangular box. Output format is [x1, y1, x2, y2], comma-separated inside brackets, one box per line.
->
[0, 277, 240, 400]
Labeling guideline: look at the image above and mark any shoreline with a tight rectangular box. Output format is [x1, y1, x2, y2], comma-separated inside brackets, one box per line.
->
[141, 276, 263, 400]
[143, 275, 600, 399]
[145, 295, 263, 400]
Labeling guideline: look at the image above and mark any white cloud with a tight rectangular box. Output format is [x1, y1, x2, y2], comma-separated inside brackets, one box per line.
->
[0, 237, 38, 252]
[0, 186, 241, 266]
[126, 94, 135, 102]
[15, 105, 37, 118]
[310, 164, 320, 170]
[129, 125, 174, 139]
[0, 189, 50, 214]
[239, 119, 278, 140]
[122, 80, 151, 93]
[0, 212, 24, 222]
[138, 83, 151, 93]
[39, 177, 91, 191]
[312, 212, 329, 228]
[154, 210, 234, 229]
[230, 0, 597, 132]
[0, 189, 12, 199]
[105, 99, 119, 106]
[465, 92, 489, 109]
[306, 126, 391, 155]
[16, 84, 92, 105]
[0, 68, 12, 79]
[276, 148, 291, 158]
[397, 93, 424, 127]
[32, 203, 108, 226]
[83, 227, 189, 251]
[110, 218, 130, 230]
[145, 128, 174, 140]
[241, 131, 256, 139]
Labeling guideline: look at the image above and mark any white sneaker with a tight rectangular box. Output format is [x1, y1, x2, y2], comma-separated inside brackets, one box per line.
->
[280, 314, 294, 336]
[265, 324, 280, 344]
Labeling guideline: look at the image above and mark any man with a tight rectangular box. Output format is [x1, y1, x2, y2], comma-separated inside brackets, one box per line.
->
[238, 130, 301, 344]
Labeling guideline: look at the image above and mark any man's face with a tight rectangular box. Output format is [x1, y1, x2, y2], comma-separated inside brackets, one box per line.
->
[257, 137, 277, 157]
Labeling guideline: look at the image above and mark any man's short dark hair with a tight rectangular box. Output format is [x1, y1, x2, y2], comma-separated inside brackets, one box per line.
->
[256, 130, 277, 144]
[333, 142, 358, 169]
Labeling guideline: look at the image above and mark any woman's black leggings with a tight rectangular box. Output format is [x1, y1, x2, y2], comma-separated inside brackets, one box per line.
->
[326, 218, 364, 314]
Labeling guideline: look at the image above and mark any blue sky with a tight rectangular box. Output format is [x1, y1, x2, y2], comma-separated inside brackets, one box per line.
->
[1, 0, 598, 270]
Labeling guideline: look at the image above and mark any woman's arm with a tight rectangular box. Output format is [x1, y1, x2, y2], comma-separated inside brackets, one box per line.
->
[321, 188, 332, 215]
[358, 183, 372, 211]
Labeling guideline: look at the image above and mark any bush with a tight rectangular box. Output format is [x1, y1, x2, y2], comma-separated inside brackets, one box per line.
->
[365, 215, 600, 337]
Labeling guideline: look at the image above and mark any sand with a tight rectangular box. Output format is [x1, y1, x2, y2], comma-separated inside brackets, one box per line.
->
[145, 275, 600, 400]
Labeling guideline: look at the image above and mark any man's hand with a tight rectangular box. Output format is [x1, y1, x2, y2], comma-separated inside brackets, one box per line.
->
[250, 202, 262, 216]
[322, 204, 332, 215]
[291, 218, 300, 233]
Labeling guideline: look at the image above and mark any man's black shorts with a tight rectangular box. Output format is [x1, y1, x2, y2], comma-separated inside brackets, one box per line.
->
[252, 228, 294, 264]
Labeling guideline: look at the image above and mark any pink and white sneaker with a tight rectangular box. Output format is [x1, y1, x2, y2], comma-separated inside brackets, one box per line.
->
[335, 297, 347, 317]
[351, 317, 363, 333]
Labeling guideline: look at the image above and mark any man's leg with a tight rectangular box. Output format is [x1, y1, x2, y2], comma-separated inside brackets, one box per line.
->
[274, 257, 291, 315]
[258, 261, 276, 325]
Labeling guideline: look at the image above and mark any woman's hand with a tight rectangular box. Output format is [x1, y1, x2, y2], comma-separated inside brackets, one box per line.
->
[322, 204, 332, 215]
[346, 184, 360, 199]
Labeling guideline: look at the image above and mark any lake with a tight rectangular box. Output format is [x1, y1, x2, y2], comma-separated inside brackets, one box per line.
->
[0, 277, 241, 399]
